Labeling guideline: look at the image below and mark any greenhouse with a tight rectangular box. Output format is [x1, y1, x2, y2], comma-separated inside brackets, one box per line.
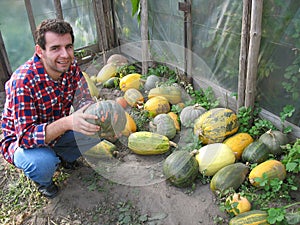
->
[0, 0, 299, 224]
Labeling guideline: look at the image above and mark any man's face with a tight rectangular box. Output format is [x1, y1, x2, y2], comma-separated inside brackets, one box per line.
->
[36, 31, 74, 80]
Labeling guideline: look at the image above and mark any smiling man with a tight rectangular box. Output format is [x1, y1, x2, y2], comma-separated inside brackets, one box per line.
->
[0, 19, 101, 198]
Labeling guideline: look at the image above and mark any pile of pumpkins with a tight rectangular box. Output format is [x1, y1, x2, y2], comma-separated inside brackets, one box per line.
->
[83, 54, 291, 225]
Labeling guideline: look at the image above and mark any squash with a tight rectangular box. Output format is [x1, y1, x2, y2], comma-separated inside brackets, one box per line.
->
[241, 141, 270, 164]
[194, 108, 239, 144]
[84, 140, 116, 159]
[82, 72, 99, 98]
[144, 75, 161, 91]
[84, 100, 127, 139]
[224, 133, 254, 160]
[148, 85, 182, 104]
[123, 88, 144, 107]
[180, 104, 207, 128]
[102, 77, 120, 88]
[122, 112, 137, 137]
[195, 143, 236, 176]
[168, 112, 180, 132]
[259, 129, 289, 155]
[149, 114, 177, 140]
[229, 210, 269, 225]
[115, 96, 128, 109]
[210, 163, 249, 194]
[163, 150, 199, 187]
[226, 193, 251, 215]
[119, 73, 142, 91]
[128, 131, 177, 155]
[96, 63, 117, 83]
[106, 54, 128, 66]
[248, 159, 286, 187]
[144, 96, 170, 117]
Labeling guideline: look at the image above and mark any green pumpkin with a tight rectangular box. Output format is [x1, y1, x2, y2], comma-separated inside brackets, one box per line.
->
[163, 150, 199, 187]
[241, 141, 270, 164]
[149, 113, 177, 140]
[259, 129, 289, 155]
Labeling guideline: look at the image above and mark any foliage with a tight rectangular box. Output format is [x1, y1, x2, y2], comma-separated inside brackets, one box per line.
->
[282, 139, 300, 174]
[116, 64, 139, 78]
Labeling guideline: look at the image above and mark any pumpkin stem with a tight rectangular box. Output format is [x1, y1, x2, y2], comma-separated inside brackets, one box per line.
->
[266, 129, 273, 135]
[190, 149, 199, 156]
[237, 193, 241, 200]
[169, 141, 178, 148]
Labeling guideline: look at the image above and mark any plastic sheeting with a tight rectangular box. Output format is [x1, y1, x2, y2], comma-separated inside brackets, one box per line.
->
[114, 0, 300, 127]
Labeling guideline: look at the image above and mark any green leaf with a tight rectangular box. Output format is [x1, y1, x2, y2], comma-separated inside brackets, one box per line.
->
[130, 0, 140, 16]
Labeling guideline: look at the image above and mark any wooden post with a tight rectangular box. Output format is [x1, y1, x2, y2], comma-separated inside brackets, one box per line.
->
[0, 31, 11, 91]
[24, 0, 36, 42]
[185, 0, 192, 83]
[53, 0, 63, 20]
[245, 0, 263, 109]
[237, 0, 251, 109]
[140, 0, 149, 74]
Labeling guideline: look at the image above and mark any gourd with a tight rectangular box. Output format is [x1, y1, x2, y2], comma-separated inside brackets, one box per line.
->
[180, 104, 206, 128]
[194, 108, 239, 144]
[121, 112, 137, 137]
[82, 71, 99, 98]
[224, 133, 254, 160]
[241, 141, 270, 164]
[106, 54, 128, 66]
[248, 159, 286, 187]
[163, 151, 199, 187]
[149, 114, 177, 140]
[168, 112, 180, 132]
[119, 73, 142, 91]
[102, 77, 120, 88]
[210, 163, 249, 194]
[144, 96, 170, 117]
[144, 75, 161, 91]
[115, 96, 128, 109]
[128, 131, 177, 155]
[195, 143, 236, 176]
[229, 210, 269, 225]
[226, 193, 251, 215]
[148, 85, 182, 104]
[84, 100, 127, 139]
[84, 140, 116, 159]
[259, 129, 289, 155]
[123, 88, 144, 107]
[96, 63, 117, 83]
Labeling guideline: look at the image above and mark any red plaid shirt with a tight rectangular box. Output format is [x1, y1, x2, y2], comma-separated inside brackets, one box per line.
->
[0, 53, 93, 164]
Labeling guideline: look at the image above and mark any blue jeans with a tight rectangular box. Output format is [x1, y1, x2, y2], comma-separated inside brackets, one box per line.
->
[14, 131, 101, 186]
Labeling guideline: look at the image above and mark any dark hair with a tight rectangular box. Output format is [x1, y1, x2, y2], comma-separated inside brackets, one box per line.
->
[35, 19, 74, 50]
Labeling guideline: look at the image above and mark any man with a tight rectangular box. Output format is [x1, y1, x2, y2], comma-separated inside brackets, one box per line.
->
[0, 19, 101, 198]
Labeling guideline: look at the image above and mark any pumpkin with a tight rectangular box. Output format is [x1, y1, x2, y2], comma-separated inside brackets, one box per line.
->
[210, 163, 249, 194]
[144, 96, 170, 117]
[195, 143, 236, 176]
[168, 112, 180, 132]
[149, 114, 177, 140]
[84, 100, 127, 139]
[229, 210, 269, 225]
[82, 72, 99, 98]
[128, 131, 177, 155]
[224, 133, 254, 160]
[226, 193, 251, 215]
[180, 104, 207, 128]
[119, 73, 142, 91]
[84, 140, 116, 159]
[121, 112, 137, 137]
[106, 54, 128, 66]
[148, 85, 182, 104]
[163, 150, 199, 187]
[102, 77, 120, 88]
[241, 141, 270, 164]
[248, 159, 286, 187]
[96, 63, 117, 83]
[194, 108, 239, 144]
[144, 75, 161, 91]
[123, 88, 144, 107]
[259, 129, 289, 155]
[115, 96, 128, 109]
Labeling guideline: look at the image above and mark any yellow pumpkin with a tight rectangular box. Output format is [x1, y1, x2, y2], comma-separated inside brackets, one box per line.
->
[96, 63, 117, 83]
[122, 112, 137, 136]
[148, 85, 182, 104]
[168, 112, 180, 132]
[226, 193, 251, 215]
[224, 133, 254, 160]
[82, 72, 99, 98]
[123, 88, 144, 107]
[144, 96, 170, 117]
[119, 73, 142, 91]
